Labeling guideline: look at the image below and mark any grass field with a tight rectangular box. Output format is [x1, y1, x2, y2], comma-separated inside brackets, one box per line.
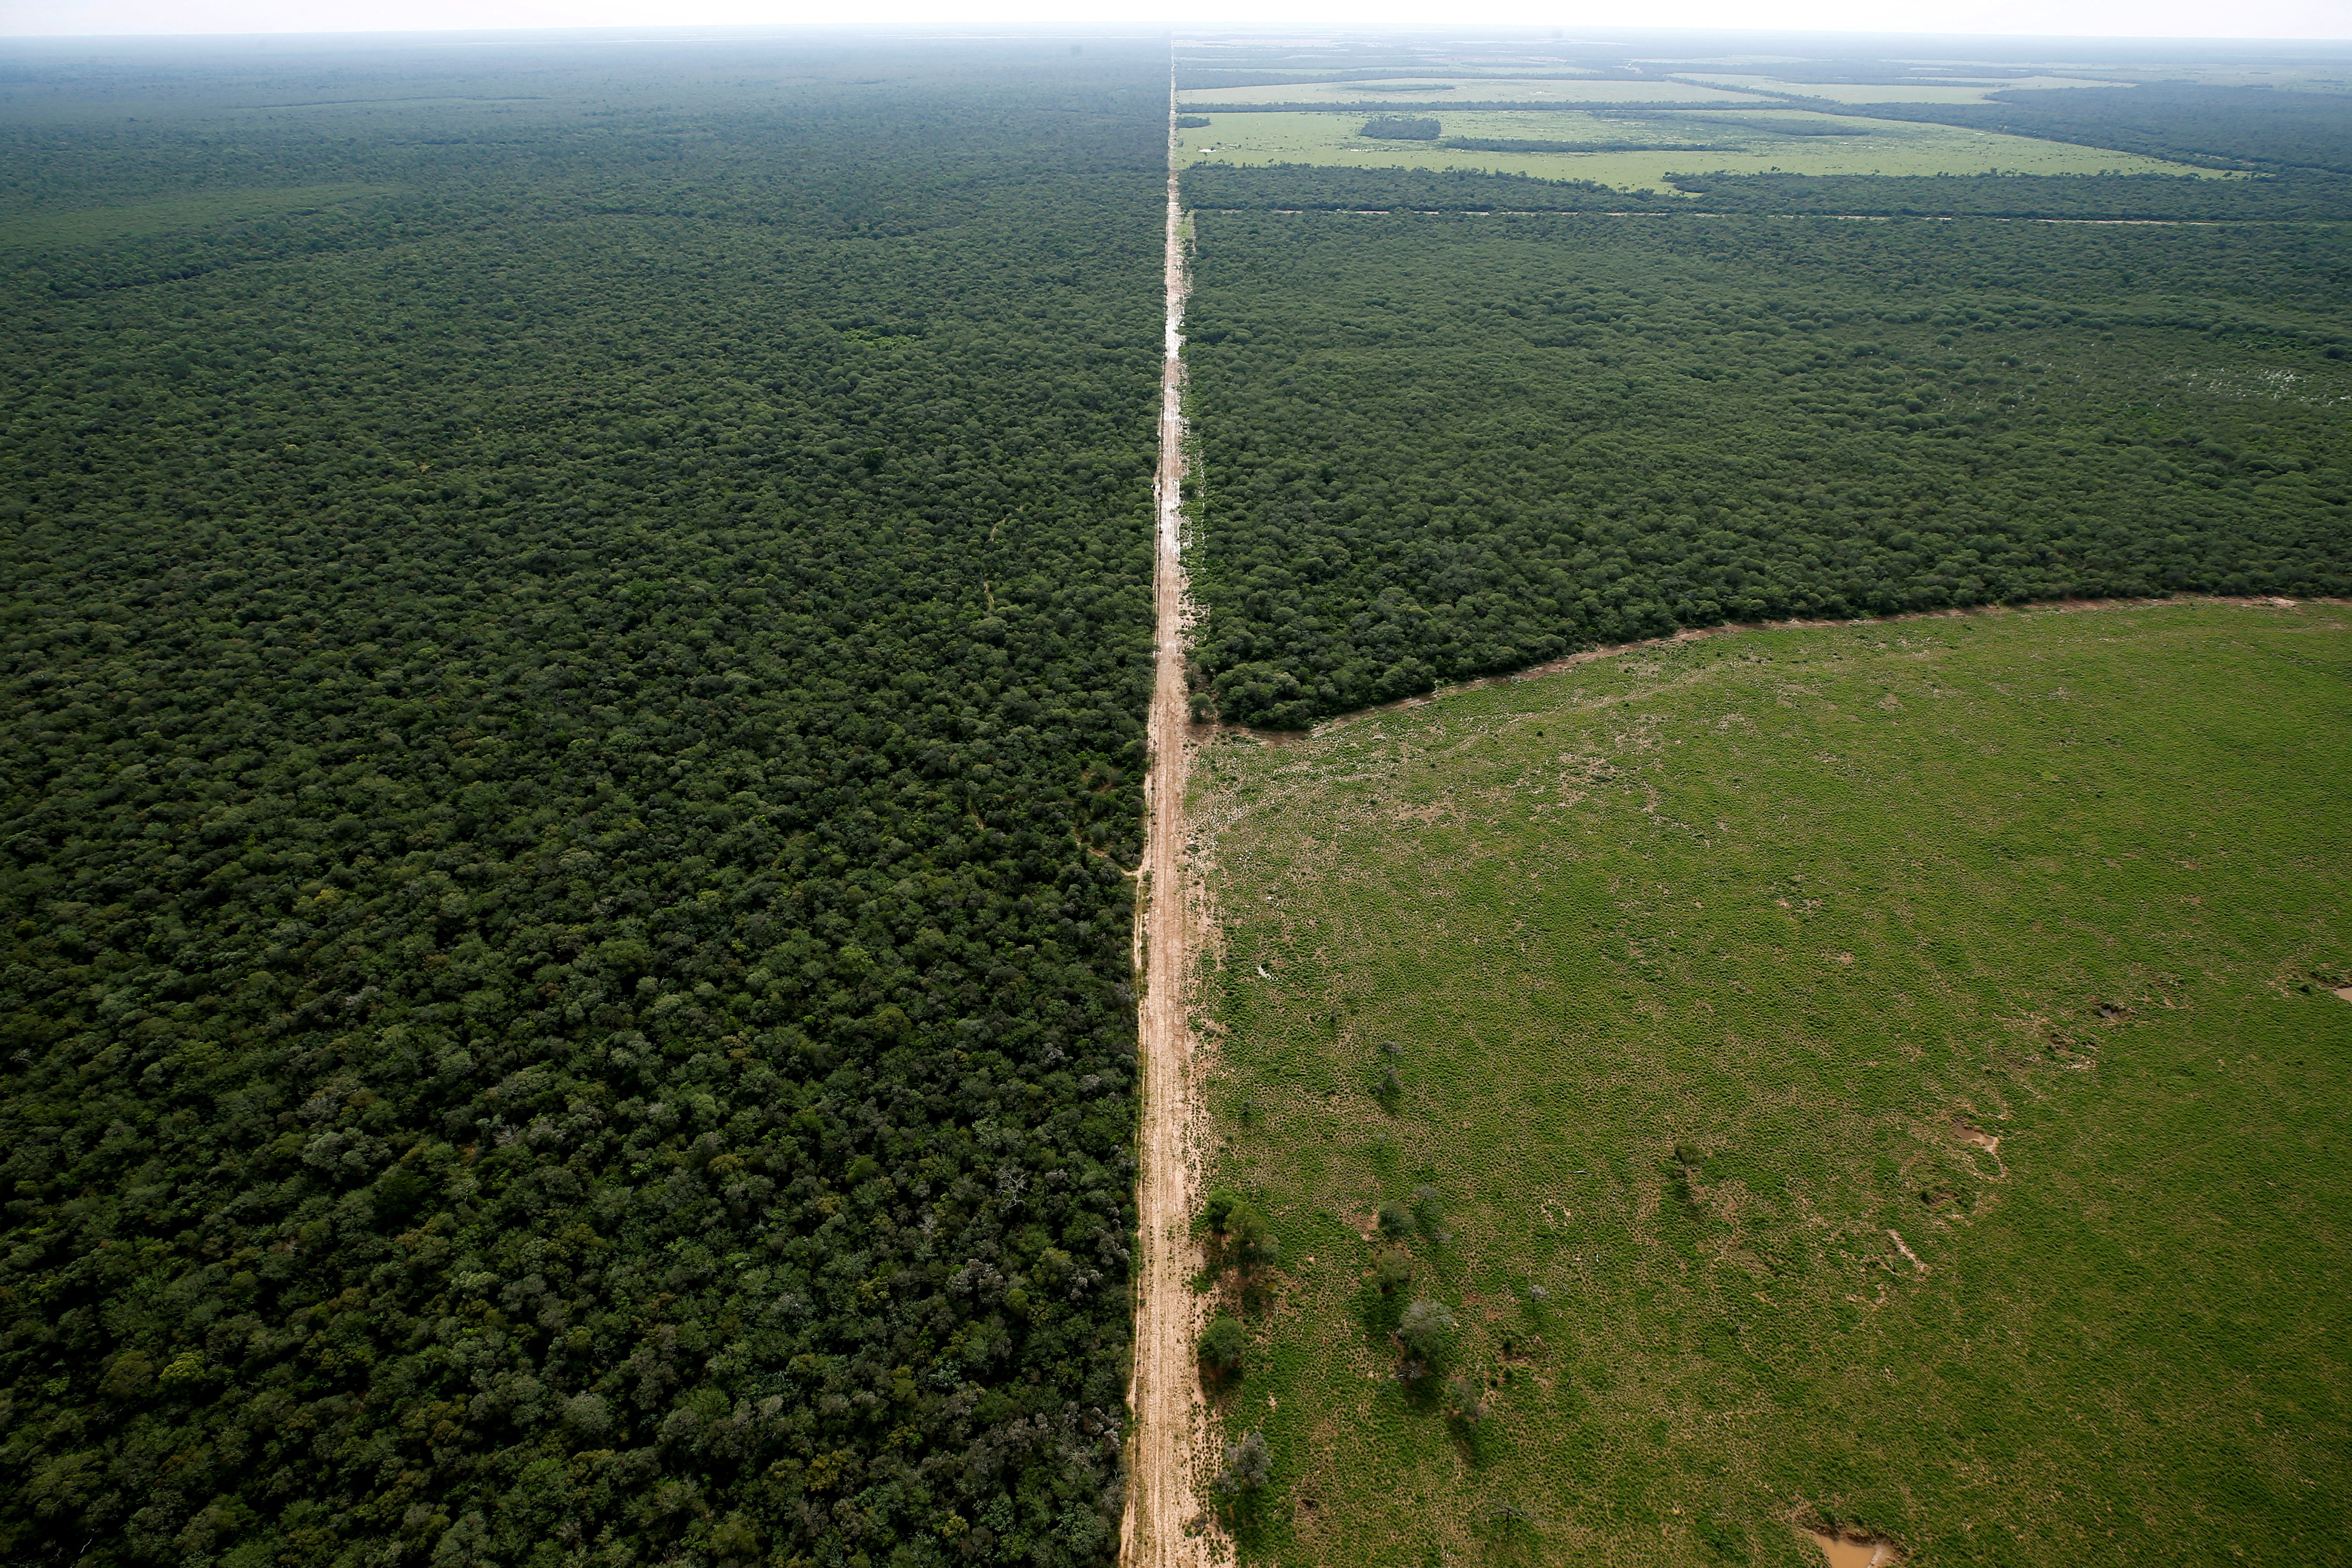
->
[1187, 601, 2352, 1567]
[1175, 111, 2214, 191]
[1666, 75, 2118, 104]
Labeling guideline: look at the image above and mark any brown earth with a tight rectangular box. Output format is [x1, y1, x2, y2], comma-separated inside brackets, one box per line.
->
[1121, 80, 1213, 1568]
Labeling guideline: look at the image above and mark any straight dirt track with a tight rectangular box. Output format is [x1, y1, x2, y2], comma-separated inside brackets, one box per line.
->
[1121, 78, 1208, 1568]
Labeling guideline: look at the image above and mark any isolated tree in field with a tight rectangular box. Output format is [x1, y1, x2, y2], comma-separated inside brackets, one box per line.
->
[1203, 1188, 1242, 1233]
[1199, 1314, 1246, 1378]
[1411, 1183, 1446, 1240]
[1214, 1430, 1273, 1497]
[1204, 1188, 1280, 1271]
[1397, 1297, 1457, 1368]
[1444, 1374, 1490, 1426]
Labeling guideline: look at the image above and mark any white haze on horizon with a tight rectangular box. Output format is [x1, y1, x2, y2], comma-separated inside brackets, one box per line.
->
[4, 0, 2350, 43]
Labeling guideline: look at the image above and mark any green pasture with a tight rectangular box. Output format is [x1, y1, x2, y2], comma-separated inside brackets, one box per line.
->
[1189, 601, 2352, 1567]
[1175, 111, 2212, 193]
[1667, 74, 2118, 104]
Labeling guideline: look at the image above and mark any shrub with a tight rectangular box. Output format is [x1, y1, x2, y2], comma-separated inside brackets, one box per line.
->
[1411, 1183, 1445, 1236]
[1397, 1298, 1457, 1364]
[1373, 1247, 1413, 1294]
[1214, 1430, 1273, 1496]
[1376, 1201, 1412, 1239]
[1199, 1314, 1246, 1375]
[1444, 1374, 1490, 1425]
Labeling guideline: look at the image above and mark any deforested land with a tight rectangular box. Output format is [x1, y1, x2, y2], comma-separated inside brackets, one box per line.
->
[1186, 602, 2352, 1567]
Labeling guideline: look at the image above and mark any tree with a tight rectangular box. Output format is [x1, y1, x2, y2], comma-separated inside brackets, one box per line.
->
[1397, 1298, 1457, 1367]
[1198, 1315, 1246, 1377]
[1206, 1190, 1280, 1270]
[1444, 1374, 1490, 1426]
[1411, 1183, 1446, 1240]
[1213, 1430, 1273, 1497]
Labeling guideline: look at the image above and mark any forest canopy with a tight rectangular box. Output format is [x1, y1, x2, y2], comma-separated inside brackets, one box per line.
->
[1181, 208, 2352, 727]
[0, 35, 1166, 1568]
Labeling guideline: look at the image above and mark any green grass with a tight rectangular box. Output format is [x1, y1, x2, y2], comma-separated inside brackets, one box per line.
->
[1175, 111, 2215, 192]
[1667, 75, 2120, 104]
[1189, 601, 2352, 1567]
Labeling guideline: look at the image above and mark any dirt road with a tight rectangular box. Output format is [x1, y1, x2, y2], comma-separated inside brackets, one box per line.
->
[1120, 82, 1208, 1568]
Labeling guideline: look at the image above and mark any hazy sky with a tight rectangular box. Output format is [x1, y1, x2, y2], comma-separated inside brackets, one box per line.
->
[4, 0, 2347, 40]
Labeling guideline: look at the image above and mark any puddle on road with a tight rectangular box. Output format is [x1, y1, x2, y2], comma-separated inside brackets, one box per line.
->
[1804, 1529, 1901, 1567]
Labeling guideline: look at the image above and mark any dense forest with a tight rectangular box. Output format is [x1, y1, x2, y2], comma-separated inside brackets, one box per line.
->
[0, 36, 1164, 1568]
[1180, 210, 2352, 727]
[1840, 82, 2352, 175]
[1182, 159, 2352, 220]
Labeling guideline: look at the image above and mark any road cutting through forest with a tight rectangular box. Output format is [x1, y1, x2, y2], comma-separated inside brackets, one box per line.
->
[1121, 79, 1210, 1568]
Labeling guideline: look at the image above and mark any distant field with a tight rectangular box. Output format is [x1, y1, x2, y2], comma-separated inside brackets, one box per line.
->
[0, 182, 395, 247]
[1668, 74, 2120, 104]
[1176, 110, 2218, 191]
[1189, 601, 2352, 1567]
[1178, 77, 1768, 107]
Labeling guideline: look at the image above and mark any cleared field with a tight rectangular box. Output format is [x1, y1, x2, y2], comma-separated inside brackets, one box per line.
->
[1179, 77, 1769, 107]
[1667, 74, 2120, 104]
[1189, 602, 2352, 1567]
[1176, 111, 2216, 192]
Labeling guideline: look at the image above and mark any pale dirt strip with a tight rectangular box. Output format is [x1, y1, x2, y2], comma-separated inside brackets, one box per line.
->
[1120, 76, 1212, 1568]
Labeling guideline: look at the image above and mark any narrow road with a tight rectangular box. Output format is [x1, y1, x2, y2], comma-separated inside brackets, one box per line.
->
[1122, 75, 1207, 1568]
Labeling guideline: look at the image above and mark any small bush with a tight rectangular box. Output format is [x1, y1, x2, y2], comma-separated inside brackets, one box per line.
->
[1374, 1247, 1413, 1294]
[1411, 1184, 1444, 1235]
[1376, 1201, 1412, 1239]
[1444, 1374, 1490, 1425]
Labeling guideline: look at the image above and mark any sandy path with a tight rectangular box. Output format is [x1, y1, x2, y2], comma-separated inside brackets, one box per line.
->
[1121, 77, 1209, 1568]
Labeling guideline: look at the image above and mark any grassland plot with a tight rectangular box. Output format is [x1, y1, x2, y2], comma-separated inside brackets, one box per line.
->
[1176, 110, 2215, 192]
[1667, 73, 2120, 103]
[1188, 602, 2352, 1568]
